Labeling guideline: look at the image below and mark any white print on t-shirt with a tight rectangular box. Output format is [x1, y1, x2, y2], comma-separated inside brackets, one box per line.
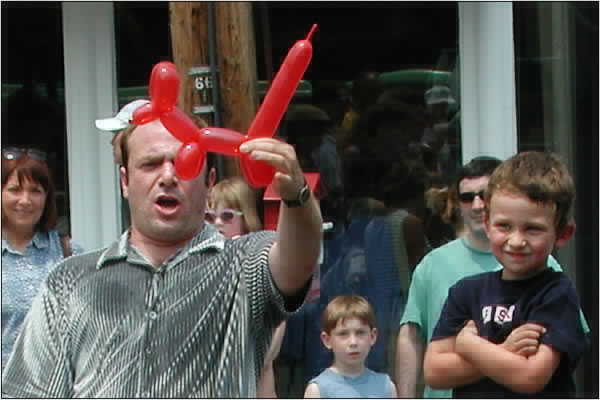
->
[482, 305, 515, 325]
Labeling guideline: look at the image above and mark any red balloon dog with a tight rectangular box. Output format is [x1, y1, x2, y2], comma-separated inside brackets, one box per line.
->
[133, 24, 318, 187]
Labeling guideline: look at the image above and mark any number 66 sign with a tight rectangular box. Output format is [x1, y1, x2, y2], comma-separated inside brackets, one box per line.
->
[133, 24, 318, 188]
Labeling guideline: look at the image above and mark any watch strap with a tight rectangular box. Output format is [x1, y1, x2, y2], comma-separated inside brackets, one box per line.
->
[282, 179, 310, 208]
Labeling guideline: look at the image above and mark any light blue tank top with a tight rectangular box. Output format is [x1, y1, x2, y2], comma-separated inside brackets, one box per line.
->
[309, 367, 395, 398]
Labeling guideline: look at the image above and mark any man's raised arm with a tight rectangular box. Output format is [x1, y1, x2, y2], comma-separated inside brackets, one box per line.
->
[240, 138, 323, 296]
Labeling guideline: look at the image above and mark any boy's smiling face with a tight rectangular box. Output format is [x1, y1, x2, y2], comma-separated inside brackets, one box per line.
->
[485, 190, 573, 280]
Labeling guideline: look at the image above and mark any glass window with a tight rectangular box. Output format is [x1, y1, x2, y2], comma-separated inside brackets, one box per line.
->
[114, 1, 171, 91]
[513, 3, 598, 397]
[255, 3, 460, 396]
[1, 2, 71, 235]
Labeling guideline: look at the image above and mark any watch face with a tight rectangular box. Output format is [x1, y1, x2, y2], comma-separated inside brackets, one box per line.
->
[300, 185, 311, 204]
[283, 182, 310, 207]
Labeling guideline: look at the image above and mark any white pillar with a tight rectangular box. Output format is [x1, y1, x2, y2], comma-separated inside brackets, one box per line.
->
[459, 2, 518, 162]
[62, 2, 121, 251]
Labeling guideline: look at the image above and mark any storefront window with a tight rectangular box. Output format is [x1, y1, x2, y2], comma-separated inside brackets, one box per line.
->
[256, 3, 460, 396]
[1, 2, 71, 234]
[514, 2, 598, 396]
[114, 2, 171, 94]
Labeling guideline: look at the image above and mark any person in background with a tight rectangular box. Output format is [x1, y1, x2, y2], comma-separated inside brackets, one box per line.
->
[304, 295, 397, 398]
[340, 71, 381, 150]
[1, 147, 83, 372]
[207, 176, 287, 397]
[206, 176, 262, 239]
[2, 119, 322, 397]
[421, 85, 460, 182]
[424, 151, 589, 397]
[423, 184, 465, 249]
[284, 104, 345, 232]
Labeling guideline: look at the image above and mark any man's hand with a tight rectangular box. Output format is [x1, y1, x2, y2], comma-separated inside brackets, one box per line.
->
[501, 323, 546, 357]
[241, 138, 323, 296]
[239, 138, 306, 200]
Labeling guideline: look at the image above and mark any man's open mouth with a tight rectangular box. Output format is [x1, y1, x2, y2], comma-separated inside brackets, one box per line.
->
[156, 195, 180, 210]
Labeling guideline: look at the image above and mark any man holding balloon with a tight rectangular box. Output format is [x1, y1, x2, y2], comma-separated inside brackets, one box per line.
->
[2, 26, 323, 398]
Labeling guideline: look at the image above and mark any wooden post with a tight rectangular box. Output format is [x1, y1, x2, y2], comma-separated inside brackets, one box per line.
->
[214, 2, 258, 132]
[215, 2, 258, 176]
[169, 1, 259, 177]
[168, 2, 212, 124]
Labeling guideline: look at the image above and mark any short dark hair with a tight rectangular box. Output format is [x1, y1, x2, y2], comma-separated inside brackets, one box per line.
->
[455, 156, 502, 193]
[1, 155, 57, 232]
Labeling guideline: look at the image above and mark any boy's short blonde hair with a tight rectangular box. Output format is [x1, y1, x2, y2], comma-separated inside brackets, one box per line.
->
[486, 151, 575, 233]
[207, 176, 262, 233]
[321, 295, 376, 334]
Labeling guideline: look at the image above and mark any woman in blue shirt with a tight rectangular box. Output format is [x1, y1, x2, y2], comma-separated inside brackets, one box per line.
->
[1, 147, 83, 371]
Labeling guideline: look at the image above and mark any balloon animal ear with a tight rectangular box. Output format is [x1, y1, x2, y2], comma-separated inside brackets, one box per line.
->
[134, 24, 317, 187]
[175, 143, 205, 181]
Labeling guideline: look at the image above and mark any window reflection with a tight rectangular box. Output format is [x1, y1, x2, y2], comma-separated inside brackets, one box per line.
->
[513, 3, 598, 396]
[1, 2, 70, 235]
[262, 3, 460, 395]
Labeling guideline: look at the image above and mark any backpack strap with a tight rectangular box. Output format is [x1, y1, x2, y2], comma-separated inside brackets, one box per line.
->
[59, 234, 72, 258]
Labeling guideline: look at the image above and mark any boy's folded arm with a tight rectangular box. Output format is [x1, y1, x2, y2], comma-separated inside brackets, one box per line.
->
[457, 334, 561, 394]
[423, 336, 484, 389]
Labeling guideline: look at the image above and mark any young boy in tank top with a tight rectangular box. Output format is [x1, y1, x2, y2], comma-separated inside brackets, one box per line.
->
[304, 295, 397, 398]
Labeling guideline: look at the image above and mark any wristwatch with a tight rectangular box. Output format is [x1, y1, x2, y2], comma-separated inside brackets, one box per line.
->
[282, 180, 311, 208]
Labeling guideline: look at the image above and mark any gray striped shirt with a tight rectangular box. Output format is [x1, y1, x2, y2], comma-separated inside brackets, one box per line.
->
[2, 225, 307, 398]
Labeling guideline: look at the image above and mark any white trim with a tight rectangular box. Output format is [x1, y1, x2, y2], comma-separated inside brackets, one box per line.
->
[459, 2, 518, 162]
[62, 2, 120, 251]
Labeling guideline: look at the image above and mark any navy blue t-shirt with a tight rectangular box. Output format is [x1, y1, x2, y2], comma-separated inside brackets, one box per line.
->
[432, 268, 589, 398]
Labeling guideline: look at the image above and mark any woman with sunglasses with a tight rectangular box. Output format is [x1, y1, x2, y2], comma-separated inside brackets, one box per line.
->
[1, 147, 83, 371]
[207, 176, 286, 398]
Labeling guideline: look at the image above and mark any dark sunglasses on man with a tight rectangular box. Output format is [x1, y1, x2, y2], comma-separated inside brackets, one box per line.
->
[2, 147, 47, 162]
[458, 190, 485, 203]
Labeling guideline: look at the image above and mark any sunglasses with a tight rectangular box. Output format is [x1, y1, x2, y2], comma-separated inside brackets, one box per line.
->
[458, 191, 486, 203]
[205, 208, 243, 224]
[2, 147, 47, 162]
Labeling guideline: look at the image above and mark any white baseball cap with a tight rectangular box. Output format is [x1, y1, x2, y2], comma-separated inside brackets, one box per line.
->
[95, 99, 150, 132]
[424, 85, 456, 106]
